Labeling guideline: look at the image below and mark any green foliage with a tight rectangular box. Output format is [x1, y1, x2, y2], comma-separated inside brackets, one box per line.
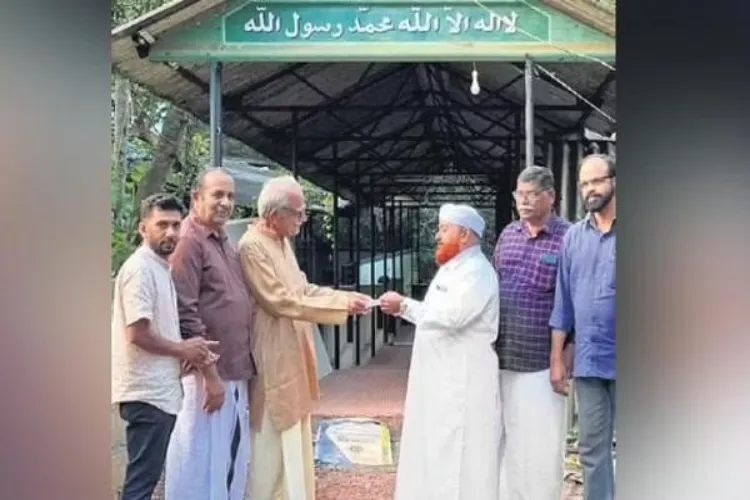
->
[111, 162, 150, 274]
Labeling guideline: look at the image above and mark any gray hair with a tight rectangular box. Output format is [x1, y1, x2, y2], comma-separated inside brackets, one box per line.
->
[580, 154, 616, 177]
[192, 167, 232, 195]
[257, 175, 303, 218]
[517, 165, 555, 192]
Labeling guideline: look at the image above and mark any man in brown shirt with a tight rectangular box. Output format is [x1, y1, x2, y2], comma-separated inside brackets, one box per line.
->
[238, 176, 371, 500]
[164, 169, 256, 500]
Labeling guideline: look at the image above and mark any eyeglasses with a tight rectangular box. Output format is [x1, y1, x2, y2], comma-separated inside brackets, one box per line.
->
[579, 174, 614, 190]
[512, 190, 543, 202]
[278, 206, 308, 222]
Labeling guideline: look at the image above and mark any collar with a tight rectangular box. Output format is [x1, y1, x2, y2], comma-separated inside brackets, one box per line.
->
[140, 244, 170, 270]
[441, 244, 481, 272]
[514, 214, 560, 237]
[187, 213, 227, 241]
[584, 212, 617, 233]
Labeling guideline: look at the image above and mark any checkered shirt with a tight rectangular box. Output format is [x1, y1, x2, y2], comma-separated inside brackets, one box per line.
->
[492, 216, 571, 372]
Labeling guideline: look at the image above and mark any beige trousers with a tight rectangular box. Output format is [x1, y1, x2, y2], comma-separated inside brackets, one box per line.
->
[250, 407, 315, 500]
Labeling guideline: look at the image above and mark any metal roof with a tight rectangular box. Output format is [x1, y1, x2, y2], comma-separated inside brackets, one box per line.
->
[112, 0, 616, 205]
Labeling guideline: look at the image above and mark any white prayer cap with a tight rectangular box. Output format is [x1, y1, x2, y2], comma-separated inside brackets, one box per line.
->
[438, 203, 485, 238]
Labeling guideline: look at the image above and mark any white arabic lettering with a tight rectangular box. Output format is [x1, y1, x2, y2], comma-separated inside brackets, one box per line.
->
[473, 11, 518, 33]
[445, 10, 470, 34]
[244, 7, 281, 33]
[240, 6, 522, 40]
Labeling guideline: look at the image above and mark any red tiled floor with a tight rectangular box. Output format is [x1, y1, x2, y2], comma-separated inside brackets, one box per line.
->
[313, 343, 412, 435]
[316, 470, 396, 500]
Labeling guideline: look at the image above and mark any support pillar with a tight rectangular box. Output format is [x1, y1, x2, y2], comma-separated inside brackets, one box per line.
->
[354, 166, 361, 365]
[560, 141, 572, 220]
[209, 61, 223, 168]
[332, 151, 340, 370]
[291, 112, 299, 179]
[524, 56, 535, 170]
[369, 186, 377, 358]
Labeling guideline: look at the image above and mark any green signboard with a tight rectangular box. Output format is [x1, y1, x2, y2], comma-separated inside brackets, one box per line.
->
[223, 2, 552, 44]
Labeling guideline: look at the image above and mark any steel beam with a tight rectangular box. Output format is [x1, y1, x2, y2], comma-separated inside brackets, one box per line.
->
[524, 56, 535, 170]
[209, 61, 223, 167]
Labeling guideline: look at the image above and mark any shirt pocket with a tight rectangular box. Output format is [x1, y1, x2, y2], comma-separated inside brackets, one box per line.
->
[530, 253, 559, 293]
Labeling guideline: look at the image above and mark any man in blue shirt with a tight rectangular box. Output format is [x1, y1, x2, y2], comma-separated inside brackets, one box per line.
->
[549, 154, 616, 500]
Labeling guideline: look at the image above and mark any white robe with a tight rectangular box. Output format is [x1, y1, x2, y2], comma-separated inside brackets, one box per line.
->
[394, 245, 501, 500]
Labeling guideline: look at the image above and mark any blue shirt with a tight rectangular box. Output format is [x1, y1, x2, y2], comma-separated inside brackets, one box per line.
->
[549, 215, 616, 380]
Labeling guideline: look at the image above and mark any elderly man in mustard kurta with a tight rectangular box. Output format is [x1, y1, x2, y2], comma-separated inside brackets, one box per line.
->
[238, 176, 371, 500]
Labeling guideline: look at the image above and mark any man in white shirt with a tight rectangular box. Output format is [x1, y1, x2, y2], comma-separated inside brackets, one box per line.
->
[112, 193, 219, 500]
[380, 203, 501, 500]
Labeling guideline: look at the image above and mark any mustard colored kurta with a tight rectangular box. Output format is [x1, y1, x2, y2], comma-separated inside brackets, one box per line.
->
[238, 223, 351, 433]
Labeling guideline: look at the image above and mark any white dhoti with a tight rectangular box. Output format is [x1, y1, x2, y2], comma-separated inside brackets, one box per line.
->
[164, 374, 251, 500]
[498, 368, 567, 500]
[249, 406, 315, 500]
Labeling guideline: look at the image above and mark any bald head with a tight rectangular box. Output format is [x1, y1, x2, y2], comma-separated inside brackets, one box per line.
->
[193, 168, 234, 195]
[191, 168, 236, 229]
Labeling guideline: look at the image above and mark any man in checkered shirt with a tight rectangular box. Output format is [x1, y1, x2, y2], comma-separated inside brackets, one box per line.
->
[492, 165, 572, 500]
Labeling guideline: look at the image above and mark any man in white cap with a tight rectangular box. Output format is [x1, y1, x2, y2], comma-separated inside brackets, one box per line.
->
[380, 203, 501, 500]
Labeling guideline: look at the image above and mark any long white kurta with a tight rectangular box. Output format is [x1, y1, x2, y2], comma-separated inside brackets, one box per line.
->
[394, 245, 501, 500]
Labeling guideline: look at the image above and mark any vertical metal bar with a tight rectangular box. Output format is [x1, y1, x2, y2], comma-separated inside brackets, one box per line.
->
[381, 196, 389, 346]
[332, 148, 340, 370]
[354, 167, 361, 366]
[209, 61, 223, 168]
[309, 214, 317, 282]
[370, 186, 377, 358]
[524, 56, 534, 169]
[389, 197, 404, 345]
[346, 198, 355, 344]
[415, 207, 421, 289]
[575, 141, 586, 220]
[560, 141, 571, 220]
[291, 112, 299, 179]
[291, 112, 299, 252]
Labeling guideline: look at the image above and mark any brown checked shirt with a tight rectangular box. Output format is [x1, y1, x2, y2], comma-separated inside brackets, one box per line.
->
[169, 215, 257, 381]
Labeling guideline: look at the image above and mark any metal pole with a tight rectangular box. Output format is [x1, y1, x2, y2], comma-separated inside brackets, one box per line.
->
[332, 150, 340, 370]
[291, 112, 299, 251]
[370, 187, 377, 358]
[381, 196, 389, 346]
[209, 61, 223, 168]
[347, 202, 354, 344]
[415, 207, 421, 289]
[524, 56, 534, 169]
[354, 168, 361, 366]
[389, 197, 404, 345]
[560, 141, 571, 220]
[291, 112, 299, 179]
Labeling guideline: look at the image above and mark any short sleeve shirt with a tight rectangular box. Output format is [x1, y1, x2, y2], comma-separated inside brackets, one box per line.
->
[111, 245, 183, 415]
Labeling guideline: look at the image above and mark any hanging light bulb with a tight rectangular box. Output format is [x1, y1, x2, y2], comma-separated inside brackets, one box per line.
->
[470, 63, 481, 96]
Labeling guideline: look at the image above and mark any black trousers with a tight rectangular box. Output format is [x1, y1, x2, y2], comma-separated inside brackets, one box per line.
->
[119, 402, 176, 500]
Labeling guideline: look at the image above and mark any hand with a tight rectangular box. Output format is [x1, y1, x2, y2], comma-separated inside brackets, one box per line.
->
[202, 374, 226, 414]
[180, 352, 219, 377]
[379, 291, 404, 316]
[348, 294, 371, 316]
[178, 337, 220, 367]
[550, 356, 570, 396]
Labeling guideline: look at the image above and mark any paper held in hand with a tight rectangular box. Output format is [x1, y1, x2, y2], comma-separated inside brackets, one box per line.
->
[366, 298, 381, 308]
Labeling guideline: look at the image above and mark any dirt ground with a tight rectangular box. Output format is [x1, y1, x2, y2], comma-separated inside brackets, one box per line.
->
[112, 408, 585, 500]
